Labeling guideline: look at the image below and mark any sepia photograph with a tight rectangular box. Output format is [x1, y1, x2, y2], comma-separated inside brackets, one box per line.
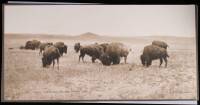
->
[2, 5, 198, 101]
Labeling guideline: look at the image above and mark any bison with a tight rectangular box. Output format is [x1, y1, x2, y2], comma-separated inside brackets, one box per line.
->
[99, 42, 130, 65]
[74, 42, 104, 63]
[152, 40, 168, 49]
[140, 45, 169, 67]
[53, 42, 67, 56]
[42, 46, 61, 69]
[25, 40, 41, 50]
[39, 42, 53, 55]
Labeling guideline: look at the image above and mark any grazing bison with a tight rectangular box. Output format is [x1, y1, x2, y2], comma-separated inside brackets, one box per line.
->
[39, 42, 53, 55]
[99, 42, 130, 65]
[25, 40, 41, 50]
[42, 46, 61, 69]
[140, 45, 169, 67]
[74, 42, 104, 63]
[152, 40, 168, 49]
[53, 42, 67, 56]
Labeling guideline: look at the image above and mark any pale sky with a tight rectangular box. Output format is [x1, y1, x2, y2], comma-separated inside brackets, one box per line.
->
[4, 5, 196, 37]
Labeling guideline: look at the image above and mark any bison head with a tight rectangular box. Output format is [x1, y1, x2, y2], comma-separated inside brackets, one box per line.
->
[74, 42, 81, 53]
[99, 53, 112, 66]
[42, 57, 47, 67]
[112, 55, 120, 65]
[42, 57, 51, 67]
[63, 45, 68, 54]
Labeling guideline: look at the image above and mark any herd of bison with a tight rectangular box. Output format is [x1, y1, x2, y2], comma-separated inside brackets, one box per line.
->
[19, 40, 169, 69]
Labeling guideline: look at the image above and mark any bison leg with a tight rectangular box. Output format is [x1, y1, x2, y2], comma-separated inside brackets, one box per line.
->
[82, 56, 85, 62]
[163, 57, 167, 67]
[92, 57, 96, 63]
[79, 55, 81, 62]
[39, 49, 42, 55]
[53, 60, 55, 69]
[61, 52, 63, 56]
[79, 54, 85, 62]
[57, 58, 59, 70]
[145, 57, 151, 67]
[159, 58, 163, 67]
[147, 60, 152, 67]
[79, 54, 83, 62]
[124, 56, 127, 64]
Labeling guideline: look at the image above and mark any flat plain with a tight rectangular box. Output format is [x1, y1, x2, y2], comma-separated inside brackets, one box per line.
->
[3, 33, 198, 100]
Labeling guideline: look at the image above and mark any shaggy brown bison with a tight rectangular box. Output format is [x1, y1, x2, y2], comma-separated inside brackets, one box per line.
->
[53, 42, 67, 56]
[74, 42, 104, 63]
[42, 46, 61, 69]
[25, 40, 41, 50]
[39, 42, 53, 55]
[140, 45, 169, 67]
[152, 40, 168, 49]
[99, 42, 130, 65]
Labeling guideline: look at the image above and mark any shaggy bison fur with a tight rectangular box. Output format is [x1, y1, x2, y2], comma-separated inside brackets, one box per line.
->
[152, 40, 168, 49]
[99, 42, 130, 65]
[74, 42, 104, 63]
[53, 42, 67, 56]
[99, 43, 109, 52]
[42, 46, 61, 69]
[140, 45, 169, 67]
[39, 42, 53, 55]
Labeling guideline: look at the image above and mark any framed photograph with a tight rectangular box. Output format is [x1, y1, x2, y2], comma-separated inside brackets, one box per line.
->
[2, 3, 198, 104]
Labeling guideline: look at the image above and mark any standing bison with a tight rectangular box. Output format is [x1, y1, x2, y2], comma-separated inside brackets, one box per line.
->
[74, 42, 104, 63]
[152, 40, 168, 49]
[53, 42, 67, 56]
[24, 40, 41, 50]
[39, 42, 53, 55]
[99, 42, 130, 65]
[42, 46, 61, 69]
[140, 45, 169, 67]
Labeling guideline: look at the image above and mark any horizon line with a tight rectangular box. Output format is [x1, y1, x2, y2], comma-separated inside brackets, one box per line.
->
[4, 32, 196, 38]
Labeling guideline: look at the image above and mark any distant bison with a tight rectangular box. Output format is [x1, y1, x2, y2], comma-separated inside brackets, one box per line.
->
[39, 42, 53, 55]
[152, 40, 168, 49]
[25, 40, 41, 50]
[42, 46, 61, 69]
[99, 42, 130, 65]
[74, 42, 104, 63]
[53, 42, 67, 56]
[140, 45, 169, 67]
